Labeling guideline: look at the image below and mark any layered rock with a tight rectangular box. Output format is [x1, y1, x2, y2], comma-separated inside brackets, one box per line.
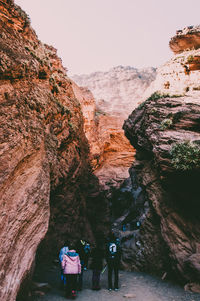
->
[0, 1, 105, 300]
[170, 25, 200, 54]
[72, 66, 156, 191]
[147, 26, 200, 97]
[72, 83, 135, 191]
[72, 66, 157, 118]
[121, 27, 200, 283]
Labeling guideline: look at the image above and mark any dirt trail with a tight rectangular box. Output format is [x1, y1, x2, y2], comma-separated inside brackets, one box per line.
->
[31, 262, 200, 301]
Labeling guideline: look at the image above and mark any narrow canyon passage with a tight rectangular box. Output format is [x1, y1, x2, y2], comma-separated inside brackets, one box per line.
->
[29, 262, 199, 301]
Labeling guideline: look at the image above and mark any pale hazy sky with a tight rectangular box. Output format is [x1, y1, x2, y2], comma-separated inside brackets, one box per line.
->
[15, 0, 200, 75]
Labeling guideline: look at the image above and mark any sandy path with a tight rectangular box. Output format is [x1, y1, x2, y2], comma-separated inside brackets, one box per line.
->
[31, 263, 200, 301]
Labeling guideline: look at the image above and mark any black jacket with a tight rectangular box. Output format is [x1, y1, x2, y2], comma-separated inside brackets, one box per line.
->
[105, 240, 121, 264]
[90, 247, 104, 270]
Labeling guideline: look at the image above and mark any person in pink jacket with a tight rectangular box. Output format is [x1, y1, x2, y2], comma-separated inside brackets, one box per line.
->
[62, 245, 81, 299]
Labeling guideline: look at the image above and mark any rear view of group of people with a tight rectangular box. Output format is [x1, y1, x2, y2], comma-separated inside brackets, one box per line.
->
[59, 233, 121, 299]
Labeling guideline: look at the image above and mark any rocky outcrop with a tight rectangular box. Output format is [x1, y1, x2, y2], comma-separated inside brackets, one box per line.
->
[71, 82, 101, 168]
[72, 66, 156, 191]
[148, 26, 200, 97]
[170, 25, 200, 54]
[72, 66, 157, 118]
[122, 28, 200, 282]
[0, 1, 105, 300]
[72, 80, 135, 192]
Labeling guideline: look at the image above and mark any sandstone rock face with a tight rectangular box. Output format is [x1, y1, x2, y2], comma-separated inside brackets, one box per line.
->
[72, 82, 101, 169]
[170, 25, 200, 54]
[123, 91, 200, 281]
[72, 66, 156, 191]
[72, 82, 135, 191]
[118, 26, 200, 283]
[72, 66, 157, 118]
[0, 1, 102, 300]
[147, 27, 200, 97]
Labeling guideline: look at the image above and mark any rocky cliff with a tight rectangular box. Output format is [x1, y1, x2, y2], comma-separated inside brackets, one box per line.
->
[72, 66, 156, 192]
[121, 27, 200, 286]
[147, 25, 200, 97]
[0, 1, 106, 300]
[72, 66, 157, 118]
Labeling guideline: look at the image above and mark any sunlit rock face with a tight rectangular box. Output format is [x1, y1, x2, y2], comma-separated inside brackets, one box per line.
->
[0, 1, 101, 300]
[72, 66, 156, 191]
[121, 27, 200, 284]
[169, 25, 200, 54]
[72, 66, 156, 118]
[72, 82, 135, 191]
[147, 26, 200, 97]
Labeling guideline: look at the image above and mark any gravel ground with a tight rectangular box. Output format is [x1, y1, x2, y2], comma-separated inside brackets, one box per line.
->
[31, 263, 200, 301]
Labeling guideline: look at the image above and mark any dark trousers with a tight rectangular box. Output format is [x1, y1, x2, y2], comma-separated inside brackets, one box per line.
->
[92, 270, 101, 289]
[78, 269, 83, 290]
[65, 274, 78, 296]
[108, 261, 119, 289]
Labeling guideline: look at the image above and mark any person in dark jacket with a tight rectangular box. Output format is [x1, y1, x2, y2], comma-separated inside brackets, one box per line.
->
[75, 240, 86, 290]
[106, 233, 121, 291]
[90, 244, 104, 290]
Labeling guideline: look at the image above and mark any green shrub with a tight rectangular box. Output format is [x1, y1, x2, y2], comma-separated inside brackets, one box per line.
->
[137, 92, 170, 110]
[187, 55, 194, 63]
[147, 92, 170, 101]
[170, 141, 200, 170]
[160, 119, 173, 130]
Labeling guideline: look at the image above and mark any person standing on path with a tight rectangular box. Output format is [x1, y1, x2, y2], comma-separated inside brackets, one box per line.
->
[106, 233, 121, 291]
[62, 245, 81, 299]
[75, 239, 86, 290]
[59, 241, 69, 288]
[90, 243, 104, 290]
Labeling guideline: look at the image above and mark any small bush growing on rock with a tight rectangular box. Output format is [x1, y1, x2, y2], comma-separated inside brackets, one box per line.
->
[160, 119, 173, 130]
[187, 55, 194, 63]
[170, 141, 200, 170]
[95, 109, 106, 116]
[147, 92, 170, 101]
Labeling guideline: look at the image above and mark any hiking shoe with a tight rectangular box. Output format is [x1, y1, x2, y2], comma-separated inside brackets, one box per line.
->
[114, 288, 119, 291]
[108, 288, 112, 291]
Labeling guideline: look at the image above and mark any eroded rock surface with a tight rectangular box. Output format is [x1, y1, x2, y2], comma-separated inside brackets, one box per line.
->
[113, 26, 200, 286]
[72, 66, 156, 118]
[72, 66, 156, 192]
[0, 1, 106, 300]
[170, 25, 200, 54]
[122, 87, 200, 282]
[147, 26, 200, 97]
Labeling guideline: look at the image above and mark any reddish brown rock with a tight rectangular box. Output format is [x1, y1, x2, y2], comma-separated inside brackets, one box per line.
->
[123, 93, 200, 281]
[169, 26, 200, 54]
[72, 82, 135, 192]
[0, 1, 105, 300]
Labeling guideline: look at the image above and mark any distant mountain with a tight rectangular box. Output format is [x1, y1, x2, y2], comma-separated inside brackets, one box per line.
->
[72, 66, 157, 118]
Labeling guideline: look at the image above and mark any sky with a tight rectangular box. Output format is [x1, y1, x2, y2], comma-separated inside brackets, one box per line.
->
[15, 0, 200, 76]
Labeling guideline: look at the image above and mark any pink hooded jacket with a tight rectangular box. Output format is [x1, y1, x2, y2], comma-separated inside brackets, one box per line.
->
[61, 250, 81, 274]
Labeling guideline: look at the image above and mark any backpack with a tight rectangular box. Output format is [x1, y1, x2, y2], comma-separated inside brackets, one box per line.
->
[84, 243, 90, 254]
[108, 242, 117, 258]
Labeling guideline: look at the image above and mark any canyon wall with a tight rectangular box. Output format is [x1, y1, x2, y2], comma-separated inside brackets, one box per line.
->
[73, 66, 156, 118]
[72, 67, 156, 193]
[147, 25, 200, 97]
[0, 1, 106, 300]
[122, 27, 200, 285]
